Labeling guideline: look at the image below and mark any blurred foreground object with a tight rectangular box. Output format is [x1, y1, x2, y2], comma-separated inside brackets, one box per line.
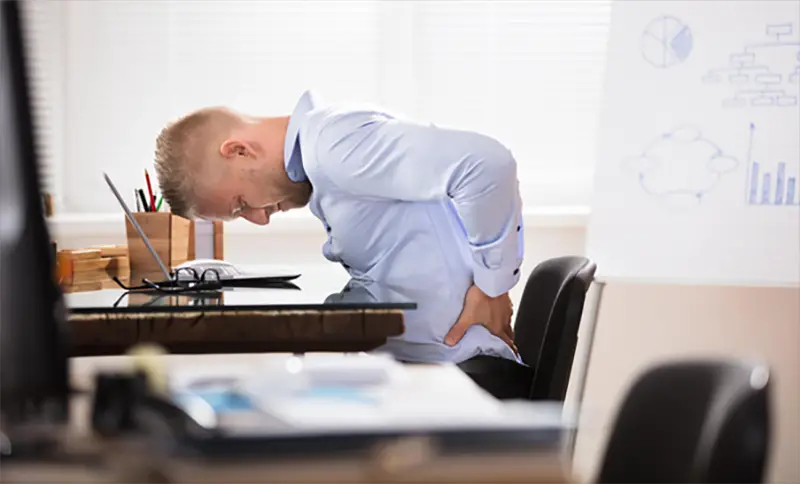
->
[0, 0, 71, 455]
[597, 359, 771, 483]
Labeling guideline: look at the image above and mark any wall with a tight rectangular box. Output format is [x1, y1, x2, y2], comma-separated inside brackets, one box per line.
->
[571, 282, 800, 484]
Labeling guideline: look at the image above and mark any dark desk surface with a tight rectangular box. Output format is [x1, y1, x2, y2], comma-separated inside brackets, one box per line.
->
[66, 270, 417, 315]
[63, 267, 417, 356]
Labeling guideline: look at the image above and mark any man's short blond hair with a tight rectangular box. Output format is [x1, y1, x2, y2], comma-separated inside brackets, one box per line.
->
[153, 107, 240, 218]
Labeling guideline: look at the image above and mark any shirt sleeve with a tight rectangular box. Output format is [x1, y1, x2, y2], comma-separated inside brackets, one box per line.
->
[314, 109, 524, 297]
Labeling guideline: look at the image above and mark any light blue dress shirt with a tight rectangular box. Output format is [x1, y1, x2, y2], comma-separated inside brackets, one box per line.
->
[283, 91, 524, 364]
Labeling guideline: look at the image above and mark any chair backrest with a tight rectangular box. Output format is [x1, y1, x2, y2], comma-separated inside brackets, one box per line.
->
[597, 359, 771, 483]
[513, 256, 596, 401]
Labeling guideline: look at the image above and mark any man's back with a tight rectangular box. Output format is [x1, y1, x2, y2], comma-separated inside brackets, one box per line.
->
[291, 96, 522, 363]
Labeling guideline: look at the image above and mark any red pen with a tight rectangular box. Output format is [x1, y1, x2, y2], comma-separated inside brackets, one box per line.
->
[144, 169, 155, 211]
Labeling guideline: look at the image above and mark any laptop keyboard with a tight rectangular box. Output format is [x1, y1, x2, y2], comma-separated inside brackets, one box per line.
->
[217, 266, 242, 278]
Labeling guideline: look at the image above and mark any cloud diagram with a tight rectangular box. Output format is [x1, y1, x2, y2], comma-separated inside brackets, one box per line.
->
[621, 126, 739, 209]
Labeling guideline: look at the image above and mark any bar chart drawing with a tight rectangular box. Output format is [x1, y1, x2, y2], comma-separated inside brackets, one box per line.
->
[745, 123, 800, 207]
[748, 161, 799, 206]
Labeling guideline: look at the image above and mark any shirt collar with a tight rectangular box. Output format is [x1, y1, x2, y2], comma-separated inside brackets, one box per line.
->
[283, 90, 319, 182]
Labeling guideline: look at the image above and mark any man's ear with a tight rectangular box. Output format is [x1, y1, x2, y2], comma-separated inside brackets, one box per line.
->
[220, 139, 255, 160]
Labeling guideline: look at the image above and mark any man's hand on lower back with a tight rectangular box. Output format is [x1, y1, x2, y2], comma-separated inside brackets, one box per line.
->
[445, 284, 517, 354]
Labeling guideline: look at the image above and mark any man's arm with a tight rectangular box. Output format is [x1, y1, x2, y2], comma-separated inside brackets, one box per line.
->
[314, 109, 523, 297]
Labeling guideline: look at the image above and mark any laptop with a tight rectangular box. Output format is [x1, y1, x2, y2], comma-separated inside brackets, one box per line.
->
[103, 173, 301, 287]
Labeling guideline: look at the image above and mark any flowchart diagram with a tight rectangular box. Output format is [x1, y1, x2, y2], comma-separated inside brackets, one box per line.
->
[703, 22, 800, 108]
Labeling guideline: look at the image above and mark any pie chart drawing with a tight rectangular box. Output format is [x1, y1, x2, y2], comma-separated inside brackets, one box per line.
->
[641, 16, 693, 68]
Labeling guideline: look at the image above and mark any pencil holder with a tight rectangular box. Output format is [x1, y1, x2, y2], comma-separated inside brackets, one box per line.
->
[125, 212, 191, 281]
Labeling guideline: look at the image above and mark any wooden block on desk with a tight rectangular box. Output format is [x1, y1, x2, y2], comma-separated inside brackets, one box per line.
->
[101, 278, 126, 289]
[107, 255, 130, 279]
[92, 245, 128, 258]
[62, 249, 102, 260]
[62, 282, 104, 293]
[56, 249, 102, 286]
[73, 257, 112, 273]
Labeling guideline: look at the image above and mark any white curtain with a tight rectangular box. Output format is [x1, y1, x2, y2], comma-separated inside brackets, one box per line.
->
[22, 0, 612, 213]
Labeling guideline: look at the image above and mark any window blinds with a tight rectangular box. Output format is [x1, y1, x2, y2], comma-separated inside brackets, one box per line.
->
[409, 1, 613, 203]
[23, 0, 612, 211]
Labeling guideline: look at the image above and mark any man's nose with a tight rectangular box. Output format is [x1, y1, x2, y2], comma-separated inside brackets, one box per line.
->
[240, 207, 270, 225]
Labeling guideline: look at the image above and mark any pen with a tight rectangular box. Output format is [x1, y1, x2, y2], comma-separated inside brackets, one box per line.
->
[155, 195, 163, 212]
[145, 169, 155, 210]
[138, 188, 150, 212]
[135, 189, 141, 212]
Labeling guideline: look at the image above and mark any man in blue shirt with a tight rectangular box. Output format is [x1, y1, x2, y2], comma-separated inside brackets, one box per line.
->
[154, 91, 524, 364]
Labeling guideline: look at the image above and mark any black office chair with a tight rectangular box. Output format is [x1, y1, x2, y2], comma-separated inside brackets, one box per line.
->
[458, 256, 597, 400]
[597, 359, 772, 484]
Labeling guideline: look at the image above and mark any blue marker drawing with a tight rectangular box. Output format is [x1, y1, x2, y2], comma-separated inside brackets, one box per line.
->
[704, 23, 800, 108]
[761, 173, 773, 204]
[641, 16, 693, 68]
[745, 123, 800, 207]
[621, 125, 739, 209]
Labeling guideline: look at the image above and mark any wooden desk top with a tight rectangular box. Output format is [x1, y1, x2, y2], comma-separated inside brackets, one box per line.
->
[64, 268, 413, 356]
[68, 306, 406, 356]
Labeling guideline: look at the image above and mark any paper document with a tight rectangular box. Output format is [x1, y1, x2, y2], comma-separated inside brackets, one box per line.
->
[168, 353, 567, 436]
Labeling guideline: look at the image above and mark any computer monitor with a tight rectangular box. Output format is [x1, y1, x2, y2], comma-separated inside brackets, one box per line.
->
[0, 0, 70, 424]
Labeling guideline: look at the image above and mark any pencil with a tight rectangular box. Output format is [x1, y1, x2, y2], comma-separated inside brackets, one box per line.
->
[138, 189, 150, 212]
[135, 189, 141, 212]
[155, 195, 163, 212]
[145, 169, 155, 210]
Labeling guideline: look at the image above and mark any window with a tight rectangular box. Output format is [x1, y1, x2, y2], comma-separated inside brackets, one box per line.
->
[405, 1, 613, 206]
[26, 0, 612, 213]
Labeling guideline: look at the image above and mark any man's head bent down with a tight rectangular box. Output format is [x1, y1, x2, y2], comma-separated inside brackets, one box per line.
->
[153, 107, 312, 225]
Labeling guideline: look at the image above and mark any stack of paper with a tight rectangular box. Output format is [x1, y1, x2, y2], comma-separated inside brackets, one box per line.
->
[167, 353, 567, 436]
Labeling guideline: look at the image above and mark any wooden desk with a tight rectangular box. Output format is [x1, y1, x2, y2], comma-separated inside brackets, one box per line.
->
[68, 307, 405, 356]
[64, 269, 410, 357]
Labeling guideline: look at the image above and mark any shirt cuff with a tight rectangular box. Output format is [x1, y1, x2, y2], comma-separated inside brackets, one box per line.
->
[471, 219, 523, 297]
[473, 260, 521, 298]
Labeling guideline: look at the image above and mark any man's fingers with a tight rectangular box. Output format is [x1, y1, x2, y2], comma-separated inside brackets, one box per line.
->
[504, 324, 515, 344]
[499, 332, 518, 355]
[445, 317, 473, 346]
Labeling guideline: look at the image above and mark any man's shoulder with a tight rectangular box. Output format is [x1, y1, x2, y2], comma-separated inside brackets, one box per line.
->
[303, 100, 399, 138]
[300, 102, 400, 174]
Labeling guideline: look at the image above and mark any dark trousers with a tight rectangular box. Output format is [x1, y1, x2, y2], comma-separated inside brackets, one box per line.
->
[457, 355, 535, 400]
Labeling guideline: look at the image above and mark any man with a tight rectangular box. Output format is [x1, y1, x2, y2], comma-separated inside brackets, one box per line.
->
[154, 90, 524, 363]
